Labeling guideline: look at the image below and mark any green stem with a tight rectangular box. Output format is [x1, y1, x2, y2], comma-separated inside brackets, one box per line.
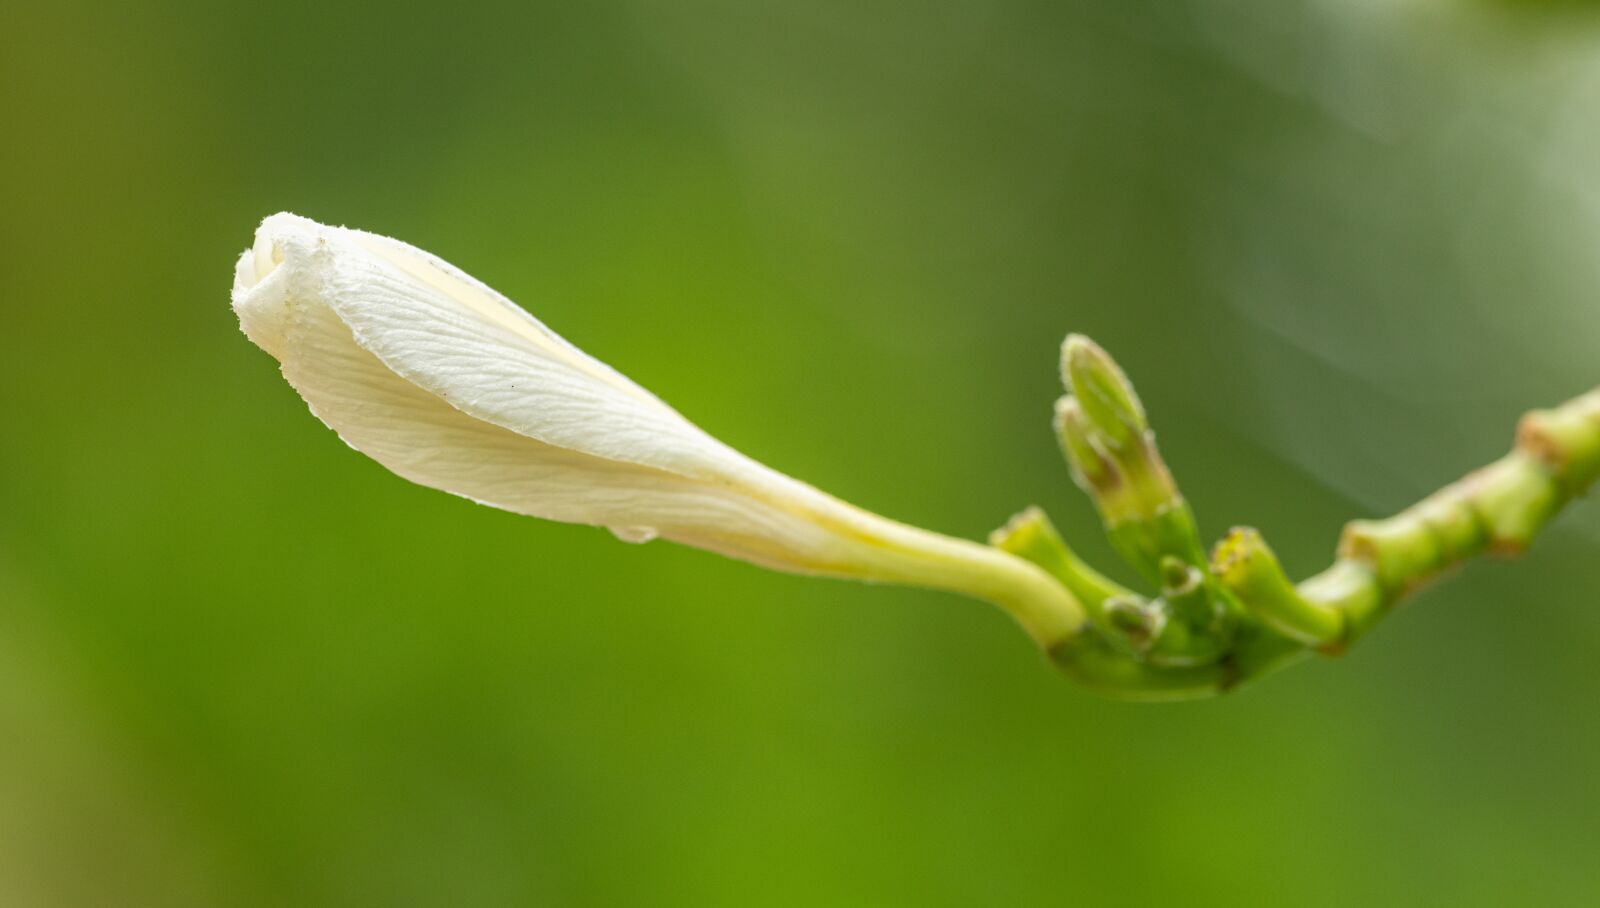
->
[989, 506, 1135, 629]
[1297, 388, 1600, 647]
[1049, 625, 1307, 702]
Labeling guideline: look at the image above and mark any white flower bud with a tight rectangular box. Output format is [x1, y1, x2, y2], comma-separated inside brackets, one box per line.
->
[232, 213, 1081, 645]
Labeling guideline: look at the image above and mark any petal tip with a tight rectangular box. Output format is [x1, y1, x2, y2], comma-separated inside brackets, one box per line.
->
[238, 212, 325, 290]
[232, 212, 331, 356]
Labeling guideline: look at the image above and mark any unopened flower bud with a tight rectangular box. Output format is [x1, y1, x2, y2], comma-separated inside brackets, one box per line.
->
[1062, 334, 1148, 450]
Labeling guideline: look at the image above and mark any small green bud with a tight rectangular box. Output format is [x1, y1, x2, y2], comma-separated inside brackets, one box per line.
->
[1159, 555, 1195, 593]
[1158, 556, 1211, 627]
[1062, 334, 1147, 450]
[1053, 396, 1118, 495]
[1212, 527, 1343, 647]
[1138, 555, 1231, 668]
[1104, 594, 1164, 652]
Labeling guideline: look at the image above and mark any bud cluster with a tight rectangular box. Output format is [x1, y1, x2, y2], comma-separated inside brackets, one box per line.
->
[1054, 336, 1205, 582]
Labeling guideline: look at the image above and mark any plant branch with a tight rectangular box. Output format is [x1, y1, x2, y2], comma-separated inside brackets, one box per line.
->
[995, 337, 1600, 700]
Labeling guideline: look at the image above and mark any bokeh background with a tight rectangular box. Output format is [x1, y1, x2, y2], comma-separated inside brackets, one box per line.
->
[5, 0, 1600, 905]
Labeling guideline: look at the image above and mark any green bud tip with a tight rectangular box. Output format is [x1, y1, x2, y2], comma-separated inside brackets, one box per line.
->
[987, 505, 1047, 551]
[1054, 395, 1117, 492]
[1156, 553, 1223, 638]
[1159, 555, 1199, 597]
[1104, 595, 1163, 646]
[1211, 527, 1263, 582]
[1212, 527, 1344, 647]
[1062, 334, 1148, 449]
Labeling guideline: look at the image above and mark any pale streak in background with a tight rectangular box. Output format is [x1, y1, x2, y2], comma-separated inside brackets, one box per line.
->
[1198, 0, 1600, 535]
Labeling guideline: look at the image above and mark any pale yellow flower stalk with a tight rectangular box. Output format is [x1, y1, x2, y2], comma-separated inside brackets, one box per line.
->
[231, 213, 1084, 646]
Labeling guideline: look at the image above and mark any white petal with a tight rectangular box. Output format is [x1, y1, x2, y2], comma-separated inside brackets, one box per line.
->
[262, 214, 755, 485]
[233, 222, 836, 560]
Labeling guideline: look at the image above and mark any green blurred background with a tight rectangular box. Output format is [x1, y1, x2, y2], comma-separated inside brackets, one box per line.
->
[5, 0, 1600, 905]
